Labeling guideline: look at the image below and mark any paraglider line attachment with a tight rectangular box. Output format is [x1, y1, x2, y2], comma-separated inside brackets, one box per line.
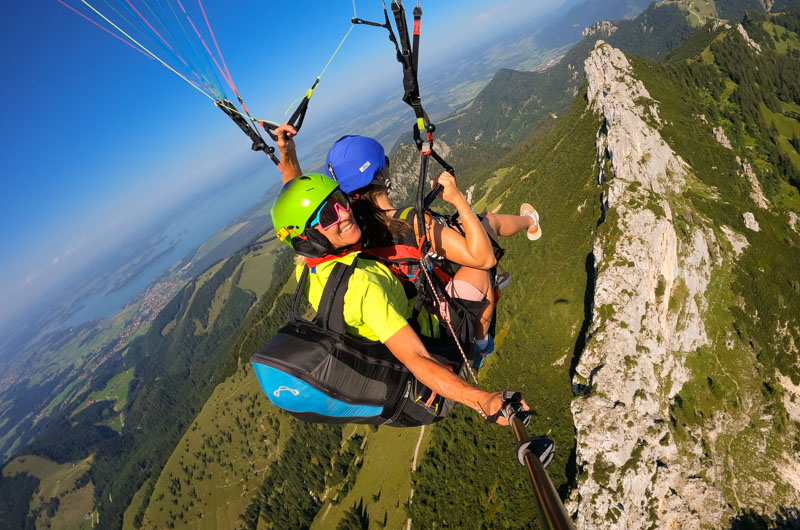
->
[351, 17, 387, 28]
[216, 99, 281, 167]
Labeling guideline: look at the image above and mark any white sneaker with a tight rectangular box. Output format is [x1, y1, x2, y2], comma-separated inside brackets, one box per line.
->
[520, 203, 542, 241]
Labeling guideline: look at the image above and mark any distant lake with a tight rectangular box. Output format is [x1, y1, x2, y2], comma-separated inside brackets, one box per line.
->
[64, 166, 274, 327]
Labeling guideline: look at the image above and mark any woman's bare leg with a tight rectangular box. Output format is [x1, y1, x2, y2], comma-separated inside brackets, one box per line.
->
[484, 211, 533, 237]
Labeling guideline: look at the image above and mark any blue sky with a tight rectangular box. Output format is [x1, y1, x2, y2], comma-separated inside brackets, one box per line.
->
[0, 0, 563, 323]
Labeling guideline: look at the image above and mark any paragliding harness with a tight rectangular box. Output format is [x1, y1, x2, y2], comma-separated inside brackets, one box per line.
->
[250, 256, 475, 426]
[362, 206, 496, 351]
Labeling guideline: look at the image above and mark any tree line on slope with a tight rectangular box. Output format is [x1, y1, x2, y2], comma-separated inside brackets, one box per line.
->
[711, 9, 800, 194]
[240, 422, 365, 529]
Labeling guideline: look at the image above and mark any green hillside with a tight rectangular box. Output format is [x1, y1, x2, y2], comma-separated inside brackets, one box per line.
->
[0, 182, 281, 466]
[126, 364, 291, 530]
[2, 454, 93, 529]
[2, 231, 294, 529]
[0, 301, 144, 462]
[92, 233, 293, 528]
[408, 86, 603, 528]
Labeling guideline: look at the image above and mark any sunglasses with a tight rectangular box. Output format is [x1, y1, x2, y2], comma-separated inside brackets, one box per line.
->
[309, 190, 351, 230]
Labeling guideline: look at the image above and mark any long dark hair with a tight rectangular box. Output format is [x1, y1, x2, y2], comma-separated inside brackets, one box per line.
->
[351, 187, 410, 248]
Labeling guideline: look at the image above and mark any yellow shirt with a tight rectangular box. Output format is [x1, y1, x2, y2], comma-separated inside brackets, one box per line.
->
[299, 252, 411, 343]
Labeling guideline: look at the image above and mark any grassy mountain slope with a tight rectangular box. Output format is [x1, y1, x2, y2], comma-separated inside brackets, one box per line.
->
[126, 364, 291, 529]
[309, 425, 428, 529]
[2, 454, 93, 528]
[91, 234, 294, 528]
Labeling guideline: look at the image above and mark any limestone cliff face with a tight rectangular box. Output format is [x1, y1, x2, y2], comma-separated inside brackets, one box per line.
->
[570, 40, 800, 529]
[570, 41, 724, 528]
[570, 42, 721, 528]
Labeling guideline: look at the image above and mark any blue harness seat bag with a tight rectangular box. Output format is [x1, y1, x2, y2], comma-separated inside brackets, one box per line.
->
[251, 258, 457, 427]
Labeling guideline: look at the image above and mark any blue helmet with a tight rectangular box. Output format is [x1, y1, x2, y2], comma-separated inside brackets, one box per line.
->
[325, 135, 386, 194]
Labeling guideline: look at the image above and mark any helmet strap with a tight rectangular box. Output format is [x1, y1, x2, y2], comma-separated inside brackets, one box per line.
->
[291, 229, 332, 258]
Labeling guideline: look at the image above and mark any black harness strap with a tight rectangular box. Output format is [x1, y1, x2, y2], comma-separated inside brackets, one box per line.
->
[291, 259, 359, 337]
[313, 260, 358, 335]
[391, 2, 420, 112]
[353, 2, 425, 123]
[259, 75, 318, 144]
[290, 265, 311, 323]
[412, 5, 422, 74]
[377, 3, 452, 234]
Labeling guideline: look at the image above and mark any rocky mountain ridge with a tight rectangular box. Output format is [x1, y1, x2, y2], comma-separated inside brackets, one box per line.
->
[571, 40, 722, 528]
[569, 40, 800, 528]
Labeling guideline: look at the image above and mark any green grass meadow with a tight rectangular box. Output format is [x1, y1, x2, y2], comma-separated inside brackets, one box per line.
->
[3, 454, 94, 528]
[311, 425, 430, 529]
[126, 363, 291, 530]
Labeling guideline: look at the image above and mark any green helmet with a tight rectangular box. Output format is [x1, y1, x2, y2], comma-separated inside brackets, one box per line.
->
[271, 173, 340, 257]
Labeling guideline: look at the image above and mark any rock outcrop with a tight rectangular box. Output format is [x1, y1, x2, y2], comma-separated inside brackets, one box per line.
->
[715, 129, 769, 209]
[743, 212, 761, 232]
[570, 40, 800, 530]
[713, 126, 732, 149]
[584, 20, 618, 38]
[570, 41, 725, 528]
[736, 23, 762, 53]
[387, 140, 453, 206]
[735, 156, 769, 209]
[721, 226, 749, 256]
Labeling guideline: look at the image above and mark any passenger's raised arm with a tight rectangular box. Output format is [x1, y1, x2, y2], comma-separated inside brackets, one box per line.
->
[275, 123, 302, 183]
